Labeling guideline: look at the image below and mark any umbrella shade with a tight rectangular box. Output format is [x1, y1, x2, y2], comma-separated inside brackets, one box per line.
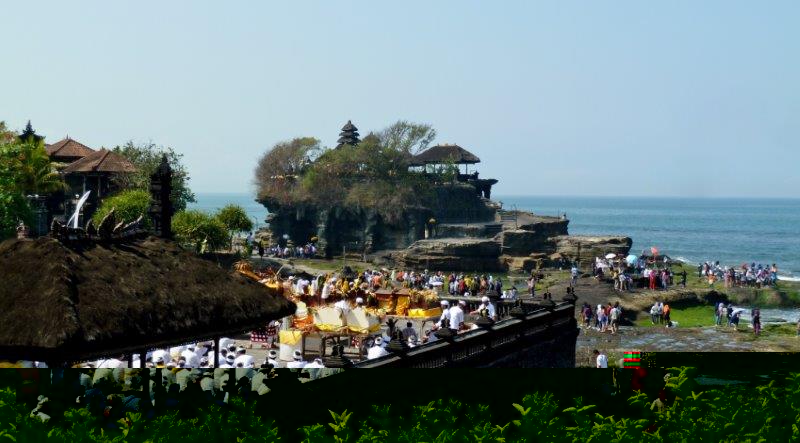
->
[605, 253, 617, 259]
[651, 247, 659, 256]
[626, 255, 638, 264]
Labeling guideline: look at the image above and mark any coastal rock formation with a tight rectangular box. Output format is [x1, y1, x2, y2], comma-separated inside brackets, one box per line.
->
[393, 238, 504, 272]
[496, 229, 555, 256]
[550, 235, 632, 261]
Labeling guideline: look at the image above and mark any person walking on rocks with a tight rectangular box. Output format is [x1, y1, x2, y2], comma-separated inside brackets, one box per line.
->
[571, 264, 579, 287]
[594, 349, 608, 368]
[751, 308, 761, 336]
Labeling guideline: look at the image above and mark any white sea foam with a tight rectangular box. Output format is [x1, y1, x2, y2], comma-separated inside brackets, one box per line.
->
[779, 275, 800, 283]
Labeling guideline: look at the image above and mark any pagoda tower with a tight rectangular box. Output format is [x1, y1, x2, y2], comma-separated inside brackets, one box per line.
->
[336, 120, 360, 147]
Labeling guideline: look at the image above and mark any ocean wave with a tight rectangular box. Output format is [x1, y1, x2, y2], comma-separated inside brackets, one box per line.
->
[673, 256, 698, 265]
[779, 275, 800, 282]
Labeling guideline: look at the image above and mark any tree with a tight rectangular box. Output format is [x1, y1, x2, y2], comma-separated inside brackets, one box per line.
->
[215, 204, 253, 249]
[254, 137, 321, 204]
[0, 139, 63, 195]
[112, 141, 195, 212]
[0, 191, 31, 240]
[17, 120, 44, 144]
[0, 121, 16, 144]
[91, 189, 151, 228]
[377, 120, 437, 155]
[172, 209, 228, 253]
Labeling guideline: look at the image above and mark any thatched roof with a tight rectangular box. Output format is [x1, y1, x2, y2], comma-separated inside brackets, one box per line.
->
[0, 236, 295, 363]
[62, 149, 136, 174]
[46, 138, 95, 162]
[410, 144, 480, 166]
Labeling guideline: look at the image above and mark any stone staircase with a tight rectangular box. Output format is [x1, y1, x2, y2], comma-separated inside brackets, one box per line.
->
[484, 223, 503, 236]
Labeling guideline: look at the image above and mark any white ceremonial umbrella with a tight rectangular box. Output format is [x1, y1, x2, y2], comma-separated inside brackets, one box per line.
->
[605, 253, 617, 259]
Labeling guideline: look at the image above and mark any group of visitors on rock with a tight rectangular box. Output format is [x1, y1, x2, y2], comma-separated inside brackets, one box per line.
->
[580, 302, 622, 334]
[701, 261, 780, 288]
[648, 302, 673, 327]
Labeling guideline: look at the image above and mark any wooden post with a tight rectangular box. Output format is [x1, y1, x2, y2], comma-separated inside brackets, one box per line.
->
[213, 337, 220, 367]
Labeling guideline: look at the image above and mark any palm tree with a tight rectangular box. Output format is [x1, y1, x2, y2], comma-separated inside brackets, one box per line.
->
[2, 140, 64, 195]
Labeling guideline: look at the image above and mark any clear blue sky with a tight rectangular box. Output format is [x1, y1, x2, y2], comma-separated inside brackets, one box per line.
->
[2, 1, 798, 197]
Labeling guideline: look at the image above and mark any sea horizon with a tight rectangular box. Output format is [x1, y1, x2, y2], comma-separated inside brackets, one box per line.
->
[189, 193, 800, 280]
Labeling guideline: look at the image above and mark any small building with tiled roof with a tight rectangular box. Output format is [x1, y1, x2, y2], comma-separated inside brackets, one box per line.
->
[45, 137, 95, 164]
[62, 148, 137, 174]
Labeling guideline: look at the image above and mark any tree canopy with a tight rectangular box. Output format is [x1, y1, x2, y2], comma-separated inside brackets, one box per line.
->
[215, 204, 253, 249]
[112, 141, 195, 212]
[254, 122, 437, 222]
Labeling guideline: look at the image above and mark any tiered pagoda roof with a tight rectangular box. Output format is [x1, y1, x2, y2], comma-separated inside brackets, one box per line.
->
[336, 120, 361, 147]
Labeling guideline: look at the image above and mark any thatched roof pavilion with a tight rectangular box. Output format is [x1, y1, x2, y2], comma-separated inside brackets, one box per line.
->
[45, 137, 96, 164]
[62, 148, 136, 174]
[409, 143, 481, 167]
[0, 235, 295, 365]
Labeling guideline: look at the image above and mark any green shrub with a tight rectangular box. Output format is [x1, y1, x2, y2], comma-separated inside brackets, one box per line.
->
[172, 209, 228, 253]
[92, 189, 152, 228]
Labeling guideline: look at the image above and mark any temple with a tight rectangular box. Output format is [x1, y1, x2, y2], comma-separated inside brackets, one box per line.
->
[260, 120, 632, 269]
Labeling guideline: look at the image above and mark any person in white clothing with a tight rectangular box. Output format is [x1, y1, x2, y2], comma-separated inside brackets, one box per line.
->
[367, 336, 389, 359]
[266, 349, 282, 368]
[436, 300, 450, 329]
[181, 349, 200, 368]
[594, 349, 608, 368]
[334, 298, 350, 314]
[286, 350, 306, 369]
[470, 296, 497, 321]
[448, 301, 465, 331]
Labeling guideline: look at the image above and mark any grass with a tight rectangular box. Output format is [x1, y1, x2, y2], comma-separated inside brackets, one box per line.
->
[634, 305, 716, 328]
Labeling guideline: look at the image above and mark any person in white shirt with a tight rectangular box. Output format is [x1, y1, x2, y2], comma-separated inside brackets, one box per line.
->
[367, 336, 389, 360]
[266, 350, 283, 369]
[594, 349, 608, 368]
[334, 298, 350, 314]
[436, 300, 450, 329]
[286, 350, 306, 369]
[470, 296, 497, 321]
[181, 349, 200, 368]
[234, 348, 255, 368]
[448, 301, 465, 331]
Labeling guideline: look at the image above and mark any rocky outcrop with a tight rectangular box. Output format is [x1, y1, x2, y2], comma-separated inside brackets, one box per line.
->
[393, 238, 504, 272]
[495, 229, 555, 256]
[550, 235, 632, 261]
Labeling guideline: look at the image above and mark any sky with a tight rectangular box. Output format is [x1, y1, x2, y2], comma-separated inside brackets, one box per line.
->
[1, 1, 798, 198]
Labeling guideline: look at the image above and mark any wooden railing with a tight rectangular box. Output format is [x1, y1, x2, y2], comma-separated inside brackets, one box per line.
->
[354, 300, 578, 368]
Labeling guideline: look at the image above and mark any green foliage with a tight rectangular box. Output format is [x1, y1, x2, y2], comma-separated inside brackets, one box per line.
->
[112, 141, 195, 212]
[0, 191, 31, 240]
[0, 138, 64, 195]
[6, 368, 800, 442]
[255, 123, 436, 223]
[91, 189, 152, 228]
[215, 204, 253, 249]
[172, 209, 228, 253]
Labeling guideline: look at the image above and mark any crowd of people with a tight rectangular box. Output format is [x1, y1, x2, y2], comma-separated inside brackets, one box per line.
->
[579, 302, 623, 334]
[700, 261, 780, 288]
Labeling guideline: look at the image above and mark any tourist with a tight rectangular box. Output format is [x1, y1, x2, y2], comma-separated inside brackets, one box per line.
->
[726, 305, 733, 327]
[650, 303, 659, 325]
[594, 349, 608, 368]
[730, 310, 741, 331]
[597, 304, 607, 332]
[714, 302, 722, 325]
[662, 303, 671, 327]
[649, 270, 657, 291]
[751, 307, 761, 336]
[610, 303, 621, 334]
[581, 303, 592, 329]
[401, 321, 418, 342]
[570, 264, 578, 287]
[527, 275, 536, 296]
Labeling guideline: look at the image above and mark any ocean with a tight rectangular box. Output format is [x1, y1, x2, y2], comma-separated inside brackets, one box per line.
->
[189, 193, 800, 281]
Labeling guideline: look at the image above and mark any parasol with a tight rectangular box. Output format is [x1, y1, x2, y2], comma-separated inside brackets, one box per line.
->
[651, 247, 659, 256]
[605, 253, 617, 259]
[626, 254, 638, 264]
